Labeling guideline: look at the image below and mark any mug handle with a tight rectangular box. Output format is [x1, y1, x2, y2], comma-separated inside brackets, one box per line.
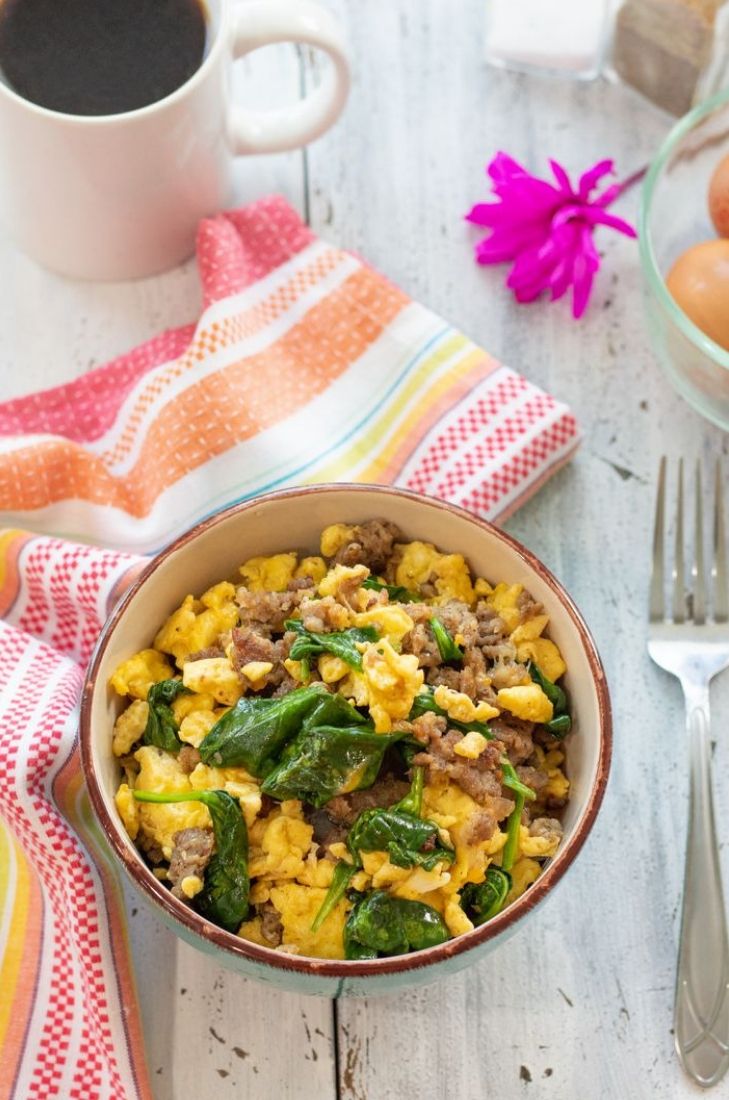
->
[229, 0, 350, 155]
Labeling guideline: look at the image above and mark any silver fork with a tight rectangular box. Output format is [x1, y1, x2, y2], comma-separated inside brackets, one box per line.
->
[649, 457, 729, 1088]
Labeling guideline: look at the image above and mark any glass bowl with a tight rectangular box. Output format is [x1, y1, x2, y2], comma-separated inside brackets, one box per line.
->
[639, 88, 729, 430]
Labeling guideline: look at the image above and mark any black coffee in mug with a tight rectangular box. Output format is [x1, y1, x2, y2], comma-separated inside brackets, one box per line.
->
[0, 0, 207, 116]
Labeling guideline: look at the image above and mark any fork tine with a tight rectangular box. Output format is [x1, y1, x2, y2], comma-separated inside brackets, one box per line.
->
[672, 458, 686, 623]
[650, 456, 666, 622]
[714, 458, 728, 623]
[693, 461, 706, 624]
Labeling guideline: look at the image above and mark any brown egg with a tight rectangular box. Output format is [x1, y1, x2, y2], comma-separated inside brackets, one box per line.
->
[665, 239, 729, 352]
[709, 153, 729, 237]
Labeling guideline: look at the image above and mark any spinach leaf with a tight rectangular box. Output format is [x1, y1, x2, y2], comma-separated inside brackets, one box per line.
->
[346, 768, 454, 872]
[408, 687, 493, 739]
[284, 619, 378, 671]
[499, 759, 536, 872]
[460, 867, 511, 924]
[348, 808, 454, 872]
[132, 788, 249, 932]
[143, 679, 191, 753]
[293, 692, 369, 732]
[545, 714, 571, 737]
[528, 662, 572, 738]
[502, 792, 525, 872]
[310, 861, 357, 933]
[500, 757, 537, 802]
[344, 890, 450, 958]
[429, 617, 464, 664]
[395, 763, 424, 817]
[261, 723, 405, 808]
[311, 768, 452, 932]
[198, 684, 329, 775]
[361, 578, 419, 603]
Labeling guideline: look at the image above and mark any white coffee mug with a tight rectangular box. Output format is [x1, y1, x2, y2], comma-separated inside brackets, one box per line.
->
[0, 0, 350, 280]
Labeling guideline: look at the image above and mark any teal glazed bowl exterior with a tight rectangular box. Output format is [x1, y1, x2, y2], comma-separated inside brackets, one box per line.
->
[80, 484, 612, 997]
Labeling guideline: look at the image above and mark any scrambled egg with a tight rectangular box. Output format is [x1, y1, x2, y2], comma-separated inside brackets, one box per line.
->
[518, 824, 560, 859]
[171, 691, 215, 723]
[445, 898, 475, 937]
[506, 858, 542, 903]
[318, 563, 368, 601]
[515, 637, 566, 683]
[432, 684, 499, 724]
[115, 783, 139, 840]
[180, 875, 204, 899]
[453, 730, 489, 759]
[361, 639, 424, 732]
[248, 802, 314, 881]
[531, 746, 570, 803]
[178, 709, 218, 748]
[353, 605, 414, 645]
[320, 523, 355, 557]
[182, 657, 243, 706]
[544, 766, 570, 802]
[241, 661, 274, 688]
[482, 582, 524, 633]
[497, 683, 553, 723]
[317, 654, 350, 684]
[283, 656, 306, 683]
[423, 780, 506, 896]
[109, 649, 172, 700]
[295, 556, 327, 583]
[154, 582, 238, 667]
[337, 668, 370, 706]
[240, 553, 297, 592]
[112, 699, 149, 756]
[394, 541, 475, 604]
[267, 883, 348, 959]
[189, 763, 261, 827]
[128, 746, 209, 859]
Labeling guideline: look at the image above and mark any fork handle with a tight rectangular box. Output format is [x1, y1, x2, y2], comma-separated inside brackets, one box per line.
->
[675, 704, 729, 1088]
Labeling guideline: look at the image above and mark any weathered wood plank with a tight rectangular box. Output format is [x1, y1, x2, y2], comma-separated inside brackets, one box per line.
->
[126, 882, 335, 1100]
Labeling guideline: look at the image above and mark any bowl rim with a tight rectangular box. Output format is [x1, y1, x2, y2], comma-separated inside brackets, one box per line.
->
[639, 85, 729, 372]
[80, 483, 612, 979]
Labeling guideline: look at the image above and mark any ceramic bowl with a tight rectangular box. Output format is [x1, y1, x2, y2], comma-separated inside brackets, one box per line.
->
[639, 87, 729, 430]
[80, 484, 611, 997]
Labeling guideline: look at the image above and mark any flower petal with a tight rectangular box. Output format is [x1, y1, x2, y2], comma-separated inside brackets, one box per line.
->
[487, 152, 530, 187]
[465, 202, 501, 227]
[570, 226, 600, 317]
[583, 208, 637, 237]
[549, 160, 574, 197]
[577, 159, 614, 201]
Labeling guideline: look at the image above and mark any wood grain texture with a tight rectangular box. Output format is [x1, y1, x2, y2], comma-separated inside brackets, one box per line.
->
[1, 0, 728, 1096]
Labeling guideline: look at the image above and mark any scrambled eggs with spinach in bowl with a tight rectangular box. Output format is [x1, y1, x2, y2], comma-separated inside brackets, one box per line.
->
[112, 520, 572, 960]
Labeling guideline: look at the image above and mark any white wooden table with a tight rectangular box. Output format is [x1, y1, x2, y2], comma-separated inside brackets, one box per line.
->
[3, 2, 729, 1097]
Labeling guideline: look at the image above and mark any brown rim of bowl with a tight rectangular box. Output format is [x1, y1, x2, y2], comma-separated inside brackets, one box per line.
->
[80, 484, 612, 979]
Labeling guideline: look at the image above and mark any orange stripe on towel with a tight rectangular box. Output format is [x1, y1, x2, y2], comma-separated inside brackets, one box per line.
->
[0, 269, 408, 517]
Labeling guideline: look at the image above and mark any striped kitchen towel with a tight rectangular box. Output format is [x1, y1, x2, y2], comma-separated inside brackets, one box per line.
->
[0, 196, 578, 552]
[0, 195, 579, 1099]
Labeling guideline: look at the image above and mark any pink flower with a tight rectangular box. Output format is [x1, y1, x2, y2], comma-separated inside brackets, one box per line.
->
[466, 153, 637, 318]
